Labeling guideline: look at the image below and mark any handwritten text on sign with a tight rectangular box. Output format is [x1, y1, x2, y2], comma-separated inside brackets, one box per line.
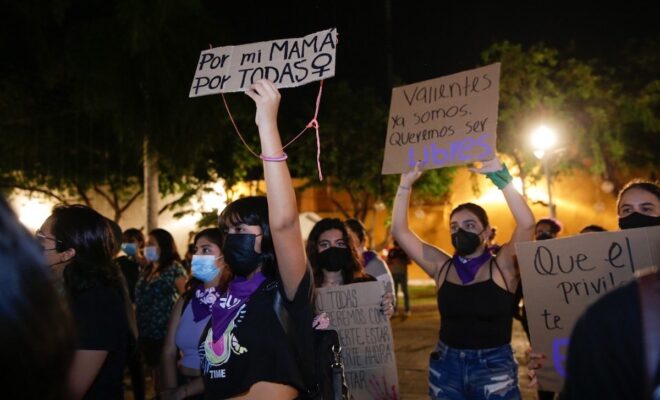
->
[515, 226, 660, 392]
[315, 282, 399, 400]
[189, 28, 338, 96]
[382, 63, 500, 174]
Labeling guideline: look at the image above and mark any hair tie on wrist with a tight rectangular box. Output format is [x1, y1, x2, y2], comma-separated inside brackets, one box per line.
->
[259, 152, 288, 162]
[399, 185, 411, 191]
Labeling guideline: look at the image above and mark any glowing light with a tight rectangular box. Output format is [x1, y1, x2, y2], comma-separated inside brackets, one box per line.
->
[373, 200, 386, 212]
[14, 196, 55, 231]
[600, 181, 614, 194]
[169, 213, 199, 228]
[186, 179, 230, 223]
[533, 150, 546, 160]
[477, 177, 548, 205]
[531, 125, 558, 157]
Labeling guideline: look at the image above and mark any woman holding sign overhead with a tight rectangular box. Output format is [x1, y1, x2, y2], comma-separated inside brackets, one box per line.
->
[392, 156, 535, 400]
[197, 79, 314, 400]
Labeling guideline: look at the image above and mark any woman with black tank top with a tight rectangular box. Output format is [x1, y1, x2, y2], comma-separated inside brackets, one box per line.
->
[392, 157, 535, 400]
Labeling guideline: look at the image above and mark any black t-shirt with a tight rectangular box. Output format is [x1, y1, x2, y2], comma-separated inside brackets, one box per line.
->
[562, 280, 645, 400]
[69, 285, 129, 400]
[199, 271, 314, 399]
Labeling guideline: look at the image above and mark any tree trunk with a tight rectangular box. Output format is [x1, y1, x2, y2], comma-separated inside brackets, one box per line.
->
[143, 136, 159, 232]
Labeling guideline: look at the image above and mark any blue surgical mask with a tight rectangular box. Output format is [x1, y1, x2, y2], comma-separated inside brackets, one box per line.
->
[191, 255, 222, 282]
[144, 246, 159, 262]
[121, 242, 137, 257]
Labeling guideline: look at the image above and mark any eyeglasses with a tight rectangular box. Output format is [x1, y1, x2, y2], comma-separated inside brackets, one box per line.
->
[35, 229, 62, 251]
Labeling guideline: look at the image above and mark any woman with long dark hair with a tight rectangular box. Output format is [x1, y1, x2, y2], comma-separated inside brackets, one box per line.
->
[1, 196, 75, 399]
[307, 218, 375, 288]
[198, 80, 313, 399]
[392, 158, 535, 399]
[306, 217, 396, 317]
[135, 228, 187, 393]
[161, 228, 230, 400]
[38, 204, 135, 399]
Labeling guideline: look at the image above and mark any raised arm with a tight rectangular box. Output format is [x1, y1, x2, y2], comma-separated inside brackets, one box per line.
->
[245, 80, 306, 300]
[391, 163, 450, 282]
[472, 157, 535, 262]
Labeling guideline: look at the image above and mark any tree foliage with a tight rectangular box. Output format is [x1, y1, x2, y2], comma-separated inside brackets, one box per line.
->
[0, 0, 256, 220]
[481, 40, 659, 193]
[2, 3, 657, 224]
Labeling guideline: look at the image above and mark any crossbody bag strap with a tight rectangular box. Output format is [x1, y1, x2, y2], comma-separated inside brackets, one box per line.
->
[272, 286, 318, 397]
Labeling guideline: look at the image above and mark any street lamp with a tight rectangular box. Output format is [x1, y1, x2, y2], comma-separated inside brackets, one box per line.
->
[531, 125, 558, 219]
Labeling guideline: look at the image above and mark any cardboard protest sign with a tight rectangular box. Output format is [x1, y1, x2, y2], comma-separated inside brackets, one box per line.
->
[515, 226, 660, 392]
[382, 63, 500, 174]
[189, 28, 338, 96]
[315, 282, 399, 400]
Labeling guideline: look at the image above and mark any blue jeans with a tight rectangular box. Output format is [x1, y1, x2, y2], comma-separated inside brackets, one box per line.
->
[428, 341, 521, 400]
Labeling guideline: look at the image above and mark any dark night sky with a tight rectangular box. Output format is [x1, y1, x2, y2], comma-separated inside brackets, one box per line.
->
[2, 1, 658, 115]
[208, 1, 659, 96]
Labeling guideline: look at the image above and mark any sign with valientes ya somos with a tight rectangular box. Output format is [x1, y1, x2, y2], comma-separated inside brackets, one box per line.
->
[515, 226, 660, 392]
[190, 28, 338, 96]
[382, 63, 500, 174]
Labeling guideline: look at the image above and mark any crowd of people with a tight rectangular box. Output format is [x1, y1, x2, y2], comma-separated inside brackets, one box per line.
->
[1, 79, 658, 400]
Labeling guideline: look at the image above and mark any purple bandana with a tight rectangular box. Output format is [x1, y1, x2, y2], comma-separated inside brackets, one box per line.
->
[211, 272, 267, 342]
[191, 285, 219, 322]
[452, 250, 493, 285]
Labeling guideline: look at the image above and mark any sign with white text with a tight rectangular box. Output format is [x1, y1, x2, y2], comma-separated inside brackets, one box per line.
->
[382, 63, 500, 174]
[315, 282, 399, 400]
[190, 28, 338, 96]
[515, 226, 660, 392]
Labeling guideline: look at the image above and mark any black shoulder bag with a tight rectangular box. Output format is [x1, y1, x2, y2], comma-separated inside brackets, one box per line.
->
[272, 286, 350, 400]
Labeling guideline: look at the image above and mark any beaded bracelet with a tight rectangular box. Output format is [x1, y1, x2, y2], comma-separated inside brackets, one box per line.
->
[259, 152, 288, 162]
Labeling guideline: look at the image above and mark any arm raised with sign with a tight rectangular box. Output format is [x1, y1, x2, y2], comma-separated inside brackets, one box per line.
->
[392, 155, 533, 399]
[391, 162, 451, 282]
[471, 157, 535, 290]
[245, 79, 307, 300]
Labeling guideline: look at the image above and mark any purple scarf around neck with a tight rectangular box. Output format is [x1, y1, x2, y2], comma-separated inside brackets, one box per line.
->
[191, 285, 219, 322]
[211, 272, 267, 342]
[452, 250, 492, 285]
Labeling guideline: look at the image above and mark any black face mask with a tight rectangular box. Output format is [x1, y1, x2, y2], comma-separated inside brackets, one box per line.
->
[618, 212, 660, 230]
[451, 228, 484, 257]
[316, 247, 351, 272]
[222, 233, 263, 277]
[536, 231, 555, 241]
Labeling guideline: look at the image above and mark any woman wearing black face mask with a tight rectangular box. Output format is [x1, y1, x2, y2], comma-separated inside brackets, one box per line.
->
[197, 80, 313, 400]
[392, 156, 535, 400]
[306, 218, 395, 317]
[548, 179, 660, 400]
[616, 180, 660, 230]
[307, 218, 374, 287]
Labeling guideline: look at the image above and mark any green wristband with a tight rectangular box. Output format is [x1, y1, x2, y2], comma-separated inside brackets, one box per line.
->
[485, 164, 513, 190]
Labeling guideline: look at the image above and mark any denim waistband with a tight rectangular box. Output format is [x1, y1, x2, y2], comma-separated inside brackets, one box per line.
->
[433, 340, 512, 360]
